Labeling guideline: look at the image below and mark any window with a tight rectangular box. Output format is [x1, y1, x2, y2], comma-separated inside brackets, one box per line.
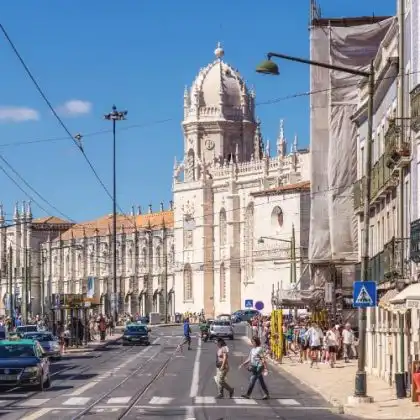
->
[220, 263, 226, 301]
[141, 247, 147, 267]
[186, 149, 195, 181]
[155, 246, 161, 268]
[128, 248, 134, 272]
[183, 263, 193, 301]
[89, 253, 95, 275]
[360, 147, 365, 176]
[271, 206, 283, 227]
[219, 208, 227, 246]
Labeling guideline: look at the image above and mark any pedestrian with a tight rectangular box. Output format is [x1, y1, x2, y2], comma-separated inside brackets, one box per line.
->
[239, 336, 270, 400]
[177, 317, 192, 352]
[214, 338, 234, 399]
[325, 325, 338, 367]
[342, 323, 354, 362]
[305, 322, 323, 368]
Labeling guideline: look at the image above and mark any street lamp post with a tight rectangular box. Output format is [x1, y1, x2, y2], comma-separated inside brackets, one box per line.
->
[256, 53, 374, 399]
[104, 105, 127, 324]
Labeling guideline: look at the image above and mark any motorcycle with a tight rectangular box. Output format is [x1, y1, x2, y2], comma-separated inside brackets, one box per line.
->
[201, 330, 209, 342]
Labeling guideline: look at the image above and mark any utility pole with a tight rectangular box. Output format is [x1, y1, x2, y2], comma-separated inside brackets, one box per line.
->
[104, 105, 127, 324]
[291, 224, 296, 284]
[396, 0, 406, 393]
[23, 248, 28, 323]
[8, 246, 13, 319]
[40, 252, 45, 316]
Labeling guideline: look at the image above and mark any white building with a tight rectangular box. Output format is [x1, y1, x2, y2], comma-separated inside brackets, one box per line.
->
[172, 44, 310, 317]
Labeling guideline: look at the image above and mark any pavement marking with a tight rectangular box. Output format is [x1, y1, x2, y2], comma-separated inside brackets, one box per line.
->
[137, 405, 332, 411]
[107, 397, 131, 404]
[149, 396, 173, 405]
[20, 407, 53, 420]
[278, 398, 301, 406]
[232, 398, 257, 405]
[65, 380, 99, 396]
[195, 396, 216, 404]
[185, 405, 195, 420]
[0, 400, 9, 406]
[189, 337, 202, 397]
[2, 393, 31, 398]
[63, 397, 91, 406]
[232, 351, 246, 357]
[19, 398, 50, 407]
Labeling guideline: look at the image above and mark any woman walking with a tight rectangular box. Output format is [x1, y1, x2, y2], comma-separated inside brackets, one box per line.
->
[215, 338, 234, 399]
[239, 336, 270, 400]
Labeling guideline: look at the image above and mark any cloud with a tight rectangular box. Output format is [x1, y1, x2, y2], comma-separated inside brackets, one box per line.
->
[57, 100, 92, 116]
[0, 106, 39, 122]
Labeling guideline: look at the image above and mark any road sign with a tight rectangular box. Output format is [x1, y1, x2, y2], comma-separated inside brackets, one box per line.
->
[244, 299, 253, 308]
[255, 301, 264, 311]
[353, 281, 377, 308]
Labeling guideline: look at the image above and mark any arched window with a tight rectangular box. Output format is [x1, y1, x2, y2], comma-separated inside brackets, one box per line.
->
[53, 256, 58, 276]
[128, 248, 134, 272]
[169, 244, 175, 265]
[271, 206, 284, 227]
[77, 254, 82, 276]
[101, 251, 107, 275]
[141, 247, 147, 267]
[65, 254, 70, 276]
[244, 202, 254, 282]
[186, 149, 195, 181]
[183, 263, 193, 301]
[155, 246, 161, 268]
[219, 208, 227, 247]
[89, 253, 94, 275]
[220, 263, 226, 301]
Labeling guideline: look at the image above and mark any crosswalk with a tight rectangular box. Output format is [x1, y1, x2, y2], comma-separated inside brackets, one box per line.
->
[0, 395, 304, 409]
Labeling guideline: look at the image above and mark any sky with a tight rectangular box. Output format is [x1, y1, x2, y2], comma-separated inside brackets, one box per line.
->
[0, 0, 396, 223]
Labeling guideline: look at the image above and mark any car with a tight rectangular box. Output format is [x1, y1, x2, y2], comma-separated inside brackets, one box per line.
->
[23, 332, 61, 360]
[0, 339, 51, 391]
[122, 324, 150, 346]
[15, 325, 39, 338]
[233, 309, 260, 323]
[209, 320, 234, 340]
[136, 316, 149, 324]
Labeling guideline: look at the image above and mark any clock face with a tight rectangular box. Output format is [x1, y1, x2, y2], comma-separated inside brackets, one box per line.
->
[205, 138, 215, 150]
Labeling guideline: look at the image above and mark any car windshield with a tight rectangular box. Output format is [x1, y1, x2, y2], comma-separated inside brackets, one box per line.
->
[126, 326, 147, 333]
[17, 326, 37, 333]
[213, 321, 231, 326]
[0, 344, 35, 358]
[25, 333, 54, 342]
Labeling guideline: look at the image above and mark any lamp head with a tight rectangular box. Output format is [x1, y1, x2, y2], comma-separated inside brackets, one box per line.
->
[256, 58, 279, 75]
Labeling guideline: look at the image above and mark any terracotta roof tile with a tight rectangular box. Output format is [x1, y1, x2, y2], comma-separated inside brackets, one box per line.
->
[251, 181, 310, 197]
[55, 211, 174, 241]
[33, 216, 73, 225]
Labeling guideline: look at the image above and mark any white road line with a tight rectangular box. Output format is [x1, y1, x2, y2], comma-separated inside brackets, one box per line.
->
[138, 405, 332, 410]
[63, 397, 91, 406]
[195, 396, 215, 404]
[20, 408, 53, 420]
[189, 337, 201, 397]
[278, 398, 301, 406]
[65, 380, 99, 396]
[19, 398, 50, 407]
[232, 398, 257, 405]
[149, 396, 173, 405]
[107, 397, 131, 404]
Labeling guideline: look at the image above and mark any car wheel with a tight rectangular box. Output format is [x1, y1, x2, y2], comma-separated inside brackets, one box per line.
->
[229, 335, 234, 340]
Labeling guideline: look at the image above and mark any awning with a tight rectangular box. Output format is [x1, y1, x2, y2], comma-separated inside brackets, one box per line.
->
[390, 283, 420, 304]
[378, 289, 400, 309]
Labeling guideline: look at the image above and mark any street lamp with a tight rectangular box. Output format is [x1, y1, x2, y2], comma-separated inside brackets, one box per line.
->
[104, 105, 127, 324]
[256, 52, 374, 400]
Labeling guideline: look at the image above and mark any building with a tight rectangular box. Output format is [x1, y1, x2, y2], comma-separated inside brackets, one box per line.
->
[172, 44, 310, 317]
[0, 202, 74, 316]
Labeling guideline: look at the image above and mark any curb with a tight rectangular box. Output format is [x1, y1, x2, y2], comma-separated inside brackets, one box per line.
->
[65, 335, 122, 355]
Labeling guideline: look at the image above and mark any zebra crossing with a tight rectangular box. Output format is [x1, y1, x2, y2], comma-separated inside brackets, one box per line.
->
[0, 395, 304, 409]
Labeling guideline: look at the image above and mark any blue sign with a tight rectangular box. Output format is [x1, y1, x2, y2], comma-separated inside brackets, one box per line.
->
[353, 281, 377, 308]
[244, 299, 253, 308]
[255, 301, 264, 311]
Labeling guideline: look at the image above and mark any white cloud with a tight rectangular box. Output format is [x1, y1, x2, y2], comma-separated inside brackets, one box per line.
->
[57, 100, 92, 116]
[0, 106, 39, 122]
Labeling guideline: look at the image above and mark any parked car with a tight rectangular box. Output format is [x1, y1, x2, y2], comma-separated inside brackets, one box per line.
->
[122, 324, 151, 346]
[15, 325, 39, 338]
[23, 332, 61, 360]
[232, 309, 260, 323]
[0, 338, 51, 390]
[209, 320, 234, 340]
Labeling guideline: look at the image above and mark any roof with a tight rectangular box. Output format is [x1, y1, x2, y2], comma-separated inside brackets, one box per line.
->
[55, 210, 174, 241]
[251, 181, 310, 198]
[0, 339, 35, 345]
[32, 216, 73, 225]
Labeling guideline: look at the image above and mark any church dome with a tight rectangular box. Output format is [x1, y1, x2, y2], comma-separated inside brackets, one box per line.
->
[184, 43, 255, 122]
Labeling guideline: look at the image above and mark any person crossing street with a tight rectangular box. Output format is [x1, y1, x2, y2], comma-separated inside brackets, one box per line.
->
[214, 338, 234, 399]
[177, 317, 192, 352]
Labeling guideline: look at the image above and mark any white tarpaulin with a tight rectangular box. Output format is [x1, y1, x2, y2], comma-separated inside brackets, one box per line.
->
[309, 18, 395, 265]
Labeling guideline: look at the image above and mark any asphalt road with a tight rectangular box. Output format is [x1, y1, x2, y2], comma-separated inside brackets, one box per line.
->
[0, 325, 358, 420]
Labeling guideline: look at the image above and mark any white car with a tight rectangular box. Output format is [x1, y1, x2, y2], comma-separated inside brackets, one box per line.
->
[209, 320, 234, 340]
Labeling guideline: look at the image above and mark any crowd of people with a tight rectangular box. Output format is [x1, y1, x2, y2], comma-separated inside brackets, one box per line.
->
[250, 314, 359, 368]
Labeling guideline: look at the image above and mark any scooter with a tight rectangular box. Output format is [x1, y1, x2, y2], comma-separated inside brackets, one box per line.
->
[201, 331, 209, 342]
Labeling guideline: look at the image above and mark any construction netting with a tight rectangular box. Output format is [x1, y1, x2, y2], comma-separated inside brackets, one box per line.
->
[308, 17, 395, 284]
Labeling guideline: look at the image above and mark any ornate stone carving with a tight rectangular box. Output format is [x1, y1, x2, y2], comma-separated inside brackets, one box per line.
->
[182, 200, 195, 217]
[205, 137, 215, 150]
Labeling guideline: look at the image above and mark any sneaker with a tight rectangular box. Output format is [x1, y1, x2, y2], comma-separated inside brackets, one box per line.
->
[241, 394, 250, 399]
[216, 394, 224, 399]
[229, 389, 234, 398]
[262, 395, 270, 400]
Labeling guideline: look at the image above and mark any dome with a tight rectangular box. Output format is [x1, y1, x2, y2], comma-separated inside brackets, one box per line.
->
[185, 43, 254, 121]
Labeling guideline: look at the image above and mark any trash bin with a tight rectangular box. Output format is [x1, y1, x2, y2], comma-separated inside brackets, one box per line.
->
[395, 372, 406, 399]
[175, 313, 182, 323]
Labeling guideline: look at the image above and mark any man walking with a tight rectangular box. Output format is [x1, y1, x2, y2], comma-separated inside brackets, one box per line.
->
[177, 317, 192, 352]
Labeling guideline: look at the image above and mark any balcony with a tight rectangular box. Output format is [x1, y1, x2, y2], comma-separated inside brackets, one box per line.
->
[383, 237, 403, 279]
[353, 155, 397, 213]
[411, 84, 420, 132]
[384, 118, 411, 170]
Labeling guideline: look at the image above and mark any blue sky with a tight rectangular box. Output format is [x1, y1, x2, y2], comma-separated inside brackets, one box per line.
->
[0, 0, 396, 222]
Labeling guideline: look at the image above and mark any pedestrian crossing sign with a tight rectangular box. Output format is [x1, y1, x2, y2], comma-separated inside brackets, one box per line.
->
[352, 281, 377, 308]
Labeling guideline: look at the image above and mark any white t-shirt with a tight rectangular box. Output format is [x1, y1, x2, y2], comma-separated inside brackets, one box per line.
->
[342, 329, 354, 345]
[305, 327, 323, 347]
[249, 346, 264, 367]
[325, 330, 338, 346]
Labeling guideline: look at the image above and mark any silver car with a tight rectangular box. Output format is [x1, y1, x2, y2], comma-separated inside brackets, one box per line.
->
[209, 320, 234, 340]
[23, 332, 61, 360]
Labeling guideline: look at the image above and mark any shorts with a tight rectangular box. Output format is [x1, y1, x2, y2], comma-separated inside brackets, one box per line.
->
[310, 345, 321, 351]
[328, 345, 337, 353]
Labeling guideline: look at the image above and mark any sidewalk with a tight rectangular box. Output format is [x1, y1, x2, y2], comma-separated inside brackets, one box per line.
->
[271, 354, 420, 419]
[64, 333, 122, 354]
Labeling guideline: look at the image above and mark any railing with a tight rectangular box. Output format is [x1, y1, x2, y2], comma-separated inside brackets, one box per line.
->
[384, 119, 411, 169]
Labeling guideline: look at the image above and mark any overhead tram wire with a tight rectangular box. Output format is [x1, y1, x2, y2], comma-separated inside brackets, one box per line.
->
[0, 66, 418, 150]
